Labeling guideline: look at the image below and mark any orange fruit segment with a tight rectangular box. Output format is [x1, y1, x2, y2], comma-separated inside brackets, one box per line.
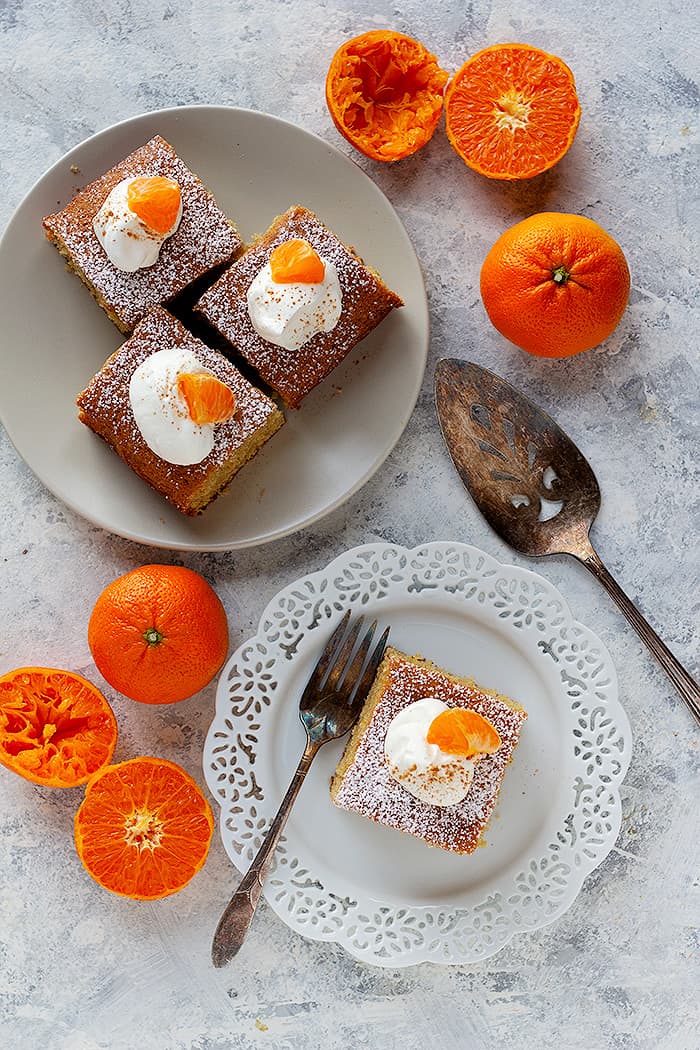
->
[0, 667, 117, 788]
[326, 30, 449, 162]
[87, 565, 229, 705]
[126, 175, 182, 234]
[426, 707, 502, 758]
[270, 239, 325, 284]
[74, 756, 214, 900]
[177, 371, 237, 424]
[480, 212, 630, 357]
[445, 43, 581, 180]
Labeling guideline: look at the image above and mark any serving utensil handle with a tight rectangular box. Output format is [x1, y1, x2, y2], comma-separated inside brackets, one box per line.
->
[211, 740, 320, 967]
[581, 547, 700, 725]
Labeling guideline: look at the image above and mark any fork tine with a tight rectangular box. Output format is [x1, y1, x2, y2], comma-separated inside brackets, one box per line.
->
[338, 619, 377, 699]
[325, 616, 365, 692]
[349, 625, 390, 709]
[299, 610, 351, 708]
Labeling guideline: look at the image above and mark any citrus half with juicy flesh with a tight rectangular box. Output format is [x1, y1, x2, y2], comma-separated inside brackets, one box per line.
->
[74, 756, 214, 899]
[445, 43, 581, 180]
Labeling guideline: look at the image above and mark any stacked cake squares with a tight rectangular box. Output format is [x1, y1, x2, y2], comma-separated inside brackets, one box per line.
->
[44, 136, 402, 515]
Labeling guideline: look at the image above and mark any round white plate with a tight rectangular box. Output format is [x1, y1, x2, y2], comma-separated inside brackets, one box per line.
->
[204, 542, 632, 967]
[0, 107, 428, 551]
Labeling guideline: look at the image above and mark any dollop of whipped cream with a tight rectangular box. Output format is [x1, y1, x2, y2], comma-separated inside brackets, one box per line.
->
[246, 257, 342, 350]
[93, 177, 182, 272]
[384, 698, 476, 807]
[129, 347, 216, 465]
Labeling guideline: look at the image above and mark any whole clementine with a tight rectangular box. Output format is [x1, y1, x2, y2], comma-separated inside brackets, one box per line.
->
[88, 565, 229, 704]
[480, 213, 630, 357]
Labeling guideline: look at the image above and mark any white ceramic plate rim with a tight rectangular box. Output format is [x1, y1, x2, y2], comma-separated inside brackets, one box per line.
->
[204, 541, 633, 967]
[0, 106, 428, 551]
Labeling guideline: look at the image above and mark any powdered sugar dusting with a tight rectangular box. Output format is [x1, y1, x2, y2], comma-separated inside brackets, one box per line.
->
[196, 205, 402, 407]
[76, 307, 282, 510]
[333, 649, 527, 854]
[43, 135, 241, 330]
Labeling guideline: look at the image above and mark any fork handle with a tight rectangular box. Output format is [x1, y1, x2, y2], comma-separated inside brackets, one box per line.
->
[580, 547, 700, 725]
[211, 740, 320, 967]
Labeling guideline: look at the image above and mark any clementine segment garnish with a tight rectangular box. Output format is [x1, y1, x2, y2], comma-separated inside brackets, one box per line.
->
[270, 239, 325, 284]
[444, 44, 581, 180]
[326, 30, 448, 161]
[0, 667, 117, 788]
[427, 707, 501, 757]
[88, 565, 229, 705]
[177, 372, 237, 424]
[126, 175, 182, 234]
[74, 756, 214, 900]
[480, 212, 631, 357]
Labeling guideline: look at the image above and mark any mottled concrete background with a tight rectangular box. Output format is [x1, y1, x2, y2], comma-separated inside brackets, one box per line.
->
[1, 1, 698, 1048]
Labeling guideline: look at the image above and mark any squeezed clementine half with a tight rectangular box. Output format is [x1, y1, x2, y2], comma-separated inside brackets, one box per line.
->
[88, 565, 229, 705]
[445, 43, 581, 180]
[427, 707, 501, 757]
[480, 212, 631, 358]
[177, 372, 237, 424]
[326, 30, 449, 161]
[0, 667, 117, 787]
[74, 756, 214, 899]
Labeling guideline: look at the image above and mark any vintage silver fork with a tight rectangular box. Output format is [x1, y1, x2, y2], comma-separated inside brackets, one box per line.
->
[211, 611, 390, 967]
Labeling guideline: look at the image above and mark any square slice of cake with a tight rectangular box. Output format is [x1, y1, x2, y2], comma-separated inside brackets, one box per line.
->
[331, 647, 527, 854]
[43, 135, 242, 333]
[76, 307, 284, 515]
[194, 205, 403, 408]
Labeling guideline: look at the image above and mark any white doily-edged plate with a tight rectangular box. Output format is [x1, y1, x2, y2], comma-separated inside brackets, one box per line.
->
[204, 543, 632, 967]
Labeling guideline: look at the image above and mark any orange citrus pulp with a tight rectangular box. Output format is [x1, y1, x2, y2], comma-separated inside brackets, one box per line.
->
[427, 707, 501, 757]
[127, 176, 182, 234]
[177, 372, 237, 424]
[74, 756, 214, 899]
[270, 239, 325, 283]
[444, 43, 581, 180]
[326, 30, 448, 161]
[0, 667, 117, 787]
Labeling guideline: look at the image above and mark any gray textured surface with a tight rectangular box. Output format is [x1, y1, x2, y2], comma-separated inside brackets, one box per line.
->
[1, 2, 699, 1048]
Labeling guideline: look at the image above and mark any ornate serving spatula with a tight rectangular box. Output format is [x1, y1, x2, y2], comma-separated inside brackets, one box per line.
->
[434, 358, 699, 724]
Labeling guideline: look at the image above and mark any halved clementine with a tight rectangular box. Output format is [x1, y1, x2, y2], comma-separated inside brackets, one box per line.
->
[74, 756, 214, 900]
[270, 239, 325, 284]
[177, 372, 237, 424]
[326, 30, 449, 161]
[445, 43, 581, 179]
[127, 175, 182, 233]
[0, 667, 117, 788]
[427, 707, 501, 757]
